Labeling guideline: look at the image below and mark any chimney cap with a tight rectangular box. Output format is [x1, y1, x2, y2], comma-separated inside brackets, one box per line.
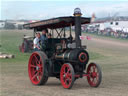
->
[73, 8, 82, 16]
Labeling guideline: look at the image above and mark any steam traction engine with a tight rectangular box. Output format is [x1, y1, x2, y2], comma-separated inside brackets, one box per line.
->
[24, 8, 102, 89]
[19, 36, 33, 53]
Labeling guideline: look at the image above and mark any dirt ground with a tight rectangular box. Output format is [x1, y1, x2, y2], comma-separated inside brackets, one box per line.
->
[1, 30, 128, 96]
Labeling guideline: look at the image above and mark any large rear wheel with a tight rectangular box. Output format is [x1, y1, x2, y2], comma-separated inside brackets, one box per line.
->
[28, 51, 48, 85]
[87, 62, 102, 87]
[60, 63, 75, 89]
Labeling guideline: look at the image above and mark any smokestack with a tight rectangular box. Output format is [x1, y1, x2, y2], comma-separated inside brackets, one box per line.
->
[73, 8, 82, 48]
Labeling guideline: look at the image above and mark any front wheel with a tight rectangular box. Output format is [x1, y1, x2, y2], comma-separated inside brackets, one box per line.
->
[87, 62, 102, 87]
[60, 63, 75, 89]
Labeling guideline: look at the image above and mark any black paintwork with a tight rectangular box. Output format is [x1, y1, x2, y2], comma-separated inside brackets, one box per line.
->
[25, 16, 91, 78]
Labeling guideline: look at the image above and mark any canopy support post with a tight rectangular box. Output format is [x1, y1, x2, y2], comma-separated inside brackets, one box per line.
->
[70, 24, 72, 38]
[52, 29, 54, 38]
[64, 27, 66, 38]
[34, 28, 37, 38]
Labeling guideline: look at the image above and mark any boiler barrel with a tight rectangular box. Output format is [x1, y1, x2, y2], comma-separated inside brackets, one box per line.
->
[55, 49, 89, 64]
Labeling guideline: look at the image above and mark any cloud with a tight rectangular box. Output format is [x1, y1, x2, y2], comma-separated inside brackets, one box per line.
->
[79, 2, 128, 17]
[1, 1, 128, 20]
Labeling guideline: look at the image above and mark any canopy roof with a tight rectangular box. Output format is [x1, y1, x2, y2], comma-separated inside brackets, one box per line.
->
[23, 16, 90, 30]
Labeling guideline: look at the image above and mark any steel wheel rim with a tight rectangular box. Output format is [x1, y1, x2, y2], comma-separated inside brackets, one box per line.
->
[28, 52, 43, 85]
[60, 64, 72, 88]
[87, 63, 99, 87]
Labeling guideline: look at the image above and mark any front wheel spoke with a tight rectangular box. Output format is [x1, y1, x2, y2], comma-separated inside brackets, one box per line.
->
[67, 73, 71, 78]
[92, 77, 95, 83]
[94, 78, 97, 83]
[89, 69, 91, 73]
[64, 74, 67, 79]
[67, 77, 71, 81]
[64, 79, 68, 84]
[63, 76, 66, 81]
[68, 79, 71, 83]
[95, 72, 98, 77]
[91, 67, 93, 72]
[93, 66, 96, 72]
[96, 73, 99, 81]
[90, 72, 93, 77]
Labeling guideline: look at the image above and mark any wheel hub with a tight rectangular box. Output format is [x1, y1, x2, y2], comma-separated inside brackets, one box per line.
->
[91, 72, 97, 78]
[63, 74, 66, 78]
[36, 66, 39, 71]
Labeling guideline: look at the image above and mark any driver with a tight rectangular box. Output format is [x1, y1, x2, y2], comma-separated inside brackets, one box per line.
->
[41, 29, 48, 45]
[48, 33, 52, 38]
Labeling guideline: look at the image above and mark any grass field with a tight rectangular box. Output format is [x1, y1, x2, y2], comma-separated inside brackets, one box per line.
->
[0, 30, 128, 96]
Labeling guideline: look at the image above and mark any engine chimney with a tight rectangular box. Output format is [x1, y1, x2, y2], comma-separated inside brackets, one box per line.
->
[73, 8, 82, 48]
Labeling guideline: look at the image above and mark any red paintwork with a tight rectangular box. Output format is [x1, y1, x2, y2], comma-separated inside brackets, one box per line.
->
[79, 52, 87, 63]
[75, 74, 89, 78]
[28, 52, 43, 85]
[87, 63, 99, 87]
[60, 64, 72, 88]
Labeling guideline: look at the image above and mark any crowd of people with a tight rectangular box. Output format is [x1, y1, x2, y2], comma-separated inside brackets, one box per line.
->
[33, 29, 51, 51]
[84, 26, 128, 39]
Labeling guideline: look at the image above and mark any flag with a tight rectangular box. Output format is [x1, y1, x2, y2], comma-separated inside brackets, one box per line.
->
[86, 36, 91, 40]
[79, 36, 91, 40]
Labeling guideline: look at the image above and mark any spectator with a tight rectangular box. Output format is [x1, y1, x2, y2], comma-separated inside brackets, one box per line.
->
[33, 33, 41, 51]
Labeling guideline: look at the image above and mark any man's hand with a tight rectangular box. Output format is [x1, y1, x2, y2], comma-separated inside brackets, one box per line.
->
[34, 44, 40, 50]
[38, 47, 40, 50]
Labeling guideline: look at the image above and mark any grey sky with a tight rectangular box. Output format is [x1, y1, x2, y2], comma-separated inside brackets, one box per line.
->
[1, 0, 128, 20]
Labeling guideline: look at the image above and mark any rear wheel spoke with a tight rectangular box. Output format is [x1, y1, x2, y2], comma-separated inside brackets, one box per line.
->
[30, 65, 36, 68]
[32, 72, 39, 80]
[39, 60, 42, 65]
[63, 68, 66, 74]
[34, 55, 40, 65]
[38, 62, 42, 68]
[38, 72, 42, 80]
